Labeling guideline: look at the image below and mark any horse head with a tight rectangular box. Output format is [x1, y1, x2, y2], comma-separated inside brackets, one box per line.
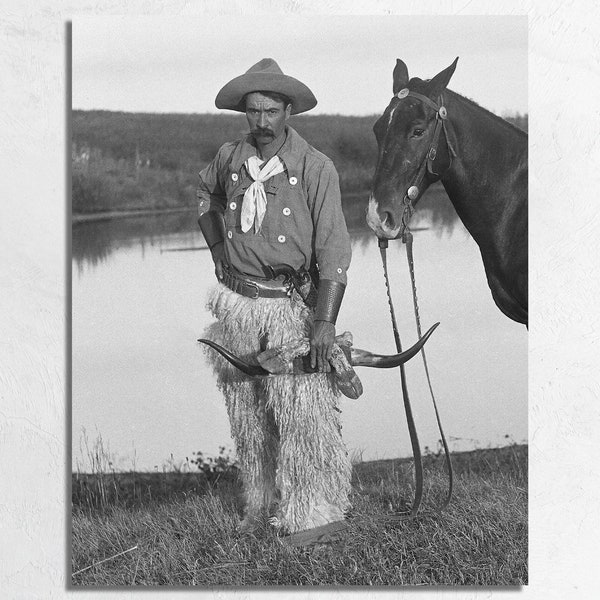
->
[367, 58, 458, 239]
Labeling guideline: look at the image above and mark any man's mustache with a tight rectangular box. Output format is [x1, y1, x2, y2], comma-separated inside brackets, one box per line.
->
[251, 128, 275, 137]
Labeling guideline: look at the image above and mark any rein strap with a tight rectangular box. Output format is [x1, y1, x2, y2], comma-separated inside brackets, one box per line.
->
[379, 239, 424, 518]
[403, 231, 454, 511]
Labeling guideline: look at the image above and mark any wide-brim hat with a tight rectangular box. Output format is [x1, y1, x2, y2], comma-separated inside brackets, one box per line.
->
[215, 58, 317, 115]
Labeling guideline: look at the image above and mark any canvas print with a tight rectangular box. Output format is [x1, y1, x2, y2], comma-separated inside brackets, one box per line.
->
[71, 14, 528, 586]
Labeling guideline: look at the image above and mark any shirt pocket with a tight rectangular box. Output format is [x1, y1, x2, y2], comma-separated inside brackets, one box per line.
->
[262, 180, 312, 243]
[223, 165, 244, 196]
[223, 175, 249, 231]
[255, 182, 279, 239]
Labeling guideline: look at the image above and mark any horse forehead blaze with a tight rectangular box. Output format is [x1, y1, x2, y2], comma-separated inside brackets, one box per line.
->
[372, 101, 431, 199]
[374, 97, 428, 141]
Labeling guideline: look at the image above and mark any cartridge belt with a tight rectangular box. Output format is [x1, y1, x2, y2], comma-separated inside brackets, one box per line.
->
[221, 267, 293, 300]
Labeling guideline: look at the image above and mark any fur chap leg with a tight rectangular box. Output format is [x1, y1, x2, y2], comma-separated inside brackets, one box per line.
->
[202, 284, 352, 533]
[220, 378, 279, 520]
[267, 373, 352, 533]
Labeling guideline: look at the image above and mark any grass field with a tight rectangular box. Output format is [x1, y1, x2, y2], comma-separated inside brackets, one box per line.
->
[71, 444, 527, 586]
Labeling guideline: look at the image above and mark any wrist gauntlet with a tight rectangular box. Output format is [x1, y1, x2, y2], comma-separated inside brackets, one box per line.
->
[314, 279, 346, 324]
[198, 211, 225, 251]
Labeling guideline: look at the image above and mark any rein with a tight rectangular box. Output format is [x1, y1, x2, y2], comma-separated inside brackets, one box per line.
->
[378, 237, 423, 518]
[376, 88, 455, 520]
[377, 234, 454, 520]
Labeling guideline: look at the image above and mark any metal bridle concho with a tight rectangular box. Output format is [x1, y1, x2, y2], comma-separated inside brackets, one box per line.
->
[393, 88, 454, 230]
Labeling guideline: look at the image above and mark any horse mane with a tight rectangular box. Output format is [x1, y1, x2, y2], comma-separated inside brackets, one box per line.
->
[408, 76, 526, 137]
[446, 89, 527, 137]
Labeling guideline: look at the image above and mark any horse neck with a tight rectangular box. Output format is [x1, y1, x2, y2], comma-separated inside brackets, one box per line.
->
[440, 91, 527, 242]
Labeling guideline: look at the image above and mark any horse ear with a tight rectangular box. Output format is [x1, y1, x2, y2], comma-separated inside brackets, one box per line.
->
[427, 57, 459, 99]
[393, 59, 409, 94]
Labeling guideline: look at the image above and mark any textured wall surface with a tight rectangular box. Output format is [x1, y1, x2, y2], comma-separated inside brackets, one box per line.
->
[1, 0, 599, 598]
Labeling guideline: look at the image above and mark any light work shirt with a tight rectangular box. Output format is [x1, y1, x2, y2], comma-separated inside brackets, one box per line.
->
[197, 126, 351, 284]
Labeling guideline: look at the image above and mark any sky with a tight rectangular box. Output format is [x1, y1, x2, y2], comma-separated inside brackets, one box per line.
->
[72, 14, 527, 117]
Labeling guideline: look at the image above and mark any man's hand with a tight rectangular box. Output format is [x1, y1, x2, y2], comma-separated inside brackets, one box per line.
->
[211, 241, 225, 281]
[310, 320, 335, 372]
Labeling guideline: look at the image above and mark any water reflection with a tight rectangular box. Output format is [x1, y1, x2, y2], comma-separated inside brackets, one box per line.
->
[73, 211, 200, 274]
[71, 184, 522, 473]
[72, 185, 459, 270]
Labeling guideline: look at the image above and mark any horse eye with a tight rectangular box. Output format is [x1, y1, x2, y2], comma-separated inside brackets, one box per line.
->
[412, 128, 425, 137]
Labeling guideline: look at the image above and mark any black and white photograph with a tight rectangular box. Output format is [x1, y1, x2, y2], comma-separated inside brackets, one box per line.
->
[3, 0, 600, 597]
[70, 13, 528, 586]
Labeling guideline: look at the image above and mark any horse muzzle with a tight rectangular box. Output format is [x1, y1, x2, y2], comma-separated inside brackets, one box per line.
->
[367, 195, 404, 240]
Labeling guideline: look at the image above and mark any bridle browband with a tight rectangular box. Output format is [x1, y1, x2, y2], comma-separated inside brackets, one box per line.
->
[391, 88, 456, 234]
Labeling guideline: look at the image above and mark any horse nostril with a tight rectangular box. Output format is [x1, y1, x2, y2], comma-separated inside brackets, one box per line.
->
[381, 211, 395, 230]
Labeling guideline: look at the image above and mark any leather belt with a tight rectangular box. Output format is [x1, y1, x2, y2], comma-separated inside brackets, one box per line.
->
[221, 267, 293, 299]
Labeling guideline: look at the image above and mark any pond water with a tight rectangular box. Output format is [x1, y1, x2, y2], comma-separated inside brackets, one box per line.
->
[72, 190, 527, 472]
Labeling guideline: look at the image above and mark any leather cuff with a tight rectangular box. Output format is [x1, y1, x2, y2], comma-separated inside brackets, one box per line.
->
[198, 211, 225, 251]
[314, 279, 346, 324]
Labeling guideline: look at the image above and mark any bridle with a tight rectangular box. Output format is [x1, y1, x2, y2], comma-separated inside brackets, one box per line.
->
[391, 87, 456, 234]
[376, 87, 455, 520]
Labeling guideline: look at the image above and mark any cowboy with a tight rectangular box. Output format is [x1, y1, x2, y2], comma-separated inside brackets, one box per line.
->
[197, 58, 352, 544]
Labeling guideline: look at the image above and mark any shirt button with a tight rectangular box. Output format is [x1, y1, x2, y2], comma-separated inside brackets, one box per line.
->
[282, 207, 291, 216]
[289, 176, 297, 185]
[278, 235, 286, 243]
[337, 268, 343, 274]
[230, 202, 237, 210]
[227, 230, 233, 239]
[231, 173, 238, 182]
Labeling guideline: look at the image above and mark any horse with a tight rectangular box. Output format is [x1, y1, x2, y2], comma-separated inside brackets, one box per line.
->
[367, 58, 528, 326]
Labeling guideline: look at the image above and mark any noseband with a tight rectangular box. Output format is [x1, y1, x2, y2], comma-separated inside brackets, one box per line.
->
[392, 88, 456, 233]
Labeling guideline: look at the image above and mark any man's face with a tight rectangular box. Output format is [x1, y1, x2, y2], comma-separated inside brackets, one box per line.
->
[245, 92, 291, 145]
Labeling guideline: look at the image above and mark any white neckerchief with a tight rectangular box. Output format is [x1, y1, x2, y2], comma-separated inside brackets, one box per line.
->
[240, 155, 285, 233]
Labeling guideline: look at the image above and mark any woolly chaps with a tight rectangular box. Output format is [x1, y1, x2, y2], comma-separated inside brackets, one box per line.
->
[202, 284, 352, 533]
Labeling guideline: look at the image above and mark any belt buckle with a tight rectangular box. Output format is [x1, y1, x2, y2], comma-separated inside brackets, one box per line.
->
[246, 281, 259, 299]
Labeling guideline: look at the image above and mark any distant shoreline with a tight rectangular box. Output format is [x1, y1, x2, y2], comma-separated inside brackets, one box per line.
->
[72, 206, 195, 223]
[71, 190, 372, 224]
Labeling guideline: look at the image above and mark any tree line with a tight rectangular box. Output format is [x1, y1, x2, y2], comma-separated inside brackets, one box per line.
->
[72, 110, 527, 215]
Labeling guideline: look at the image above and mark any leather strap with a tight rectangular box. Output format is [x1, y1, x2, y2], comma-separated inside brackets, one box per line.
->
[405, 90, 441, 112]
[404, 231, 454, 511]
[221, 266, 292, 300]
[392, 91, 455, 237]
[375, 235, 454, 521]
[314, 279, 345, 324]
[379, 239, 423, 518]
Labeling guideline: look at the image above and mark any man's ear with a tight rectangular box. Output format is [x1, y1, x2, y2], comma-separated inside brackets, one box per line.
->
[285, 104, 292, 119]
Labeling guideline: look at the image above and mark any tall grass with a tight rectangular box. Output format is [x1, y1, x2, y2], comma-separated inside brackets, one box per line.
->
[72, 444, 527, 586]
[73, 432, 238, 512]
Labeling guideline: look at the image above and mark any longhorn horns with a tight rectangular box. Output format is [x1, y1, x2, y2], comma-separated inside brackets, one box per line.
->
[198, 323, 439, 377]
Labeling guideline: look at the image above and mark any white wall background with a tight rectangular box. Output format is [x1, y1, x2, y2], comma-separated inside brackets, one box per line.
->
[2, 0, 600, 598]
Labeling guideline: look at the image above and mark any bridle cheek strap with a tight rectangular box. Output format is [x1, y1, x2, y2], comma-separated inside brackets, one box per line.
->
[392, 89, 456, 230]
[405, 90, 454, 178]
